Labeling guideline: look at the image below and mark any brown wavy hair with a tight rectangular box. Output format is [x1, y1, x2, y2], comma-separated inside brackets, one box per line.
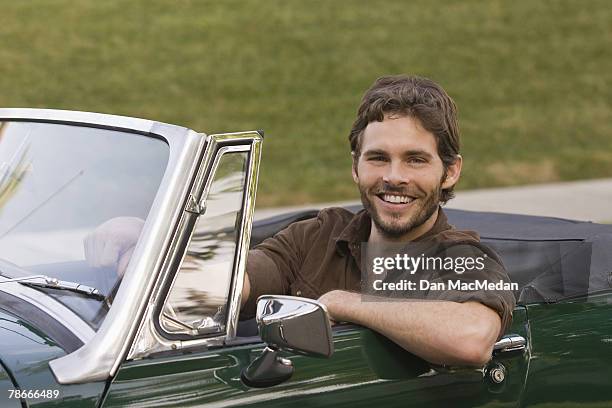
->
[349, 75, 461, 203]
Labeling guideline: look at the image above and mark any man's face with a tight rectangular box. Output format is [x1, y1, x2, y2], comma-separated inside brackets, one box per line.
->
[352, 114, 460, 239]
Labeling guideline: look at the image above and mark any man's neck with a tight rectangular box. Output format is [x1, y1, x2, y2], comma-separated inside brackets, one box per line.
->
[368, 208, 439, 244]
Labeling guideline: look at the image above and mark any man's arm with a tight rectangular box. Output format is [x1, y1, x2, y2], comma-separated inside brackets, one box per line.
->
[318, 290, 500, 366]
[240, 213, 325, 318]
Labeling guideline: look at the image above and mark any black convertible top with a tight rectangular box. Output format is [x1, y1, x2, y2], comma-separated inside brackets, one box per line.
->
[251, 206, 612, 304]
[445, 208, 612, 241]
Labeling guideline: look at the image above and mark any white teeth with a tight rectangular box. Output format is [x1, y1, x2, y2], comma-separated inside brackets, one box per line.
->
[382, 194, 413, 204]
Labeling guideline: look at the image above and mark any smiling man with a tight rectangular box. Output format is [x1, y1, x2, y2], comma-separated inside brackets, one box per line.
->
[86, 75, 516, 367]
[241, 75, 516, 367]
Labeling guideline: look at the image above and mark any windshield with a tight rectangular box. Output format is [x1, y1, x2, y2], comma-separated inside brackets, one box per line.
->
[0, 120, 169, 329]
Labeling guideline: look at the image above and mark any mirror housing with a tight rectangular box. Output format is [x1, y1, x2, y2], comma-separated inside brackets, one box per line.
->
[241, 295, 334, 388]
[256, 295, 334, 358]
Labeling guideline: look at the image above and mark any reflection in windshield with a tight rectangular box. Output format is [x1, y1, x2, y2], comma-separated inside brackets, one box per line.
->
[0, 121, 169, 329]
[0, 122, 30, 213]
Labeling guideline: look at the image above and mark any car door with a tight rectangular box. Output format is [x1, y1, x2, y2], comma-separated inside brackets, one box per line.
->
[101, 130, 529, 408]
[102, 311, 529, 408]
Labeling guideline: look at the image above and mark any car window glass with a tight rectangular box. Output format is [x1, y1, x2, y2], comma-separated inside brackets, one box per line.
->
[0, 121, 169, 330]
[160, 151, 247, 336]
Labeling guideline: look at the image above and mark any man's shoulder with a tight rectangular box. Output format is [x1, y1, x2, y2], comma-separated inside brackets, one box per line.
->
[431, 211, 507, 265]
[436, 229, 506, 269]
[437, 228, 481, 244]
[287, 206, 358, 236]
[316, 206, 358, 224]
[268, 206, 357, 243]
[279, 206, 355, 228]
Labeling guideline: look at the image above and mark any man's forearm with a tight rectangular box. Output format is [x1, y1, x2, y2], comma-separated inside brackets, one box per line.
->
[319, 290, 501, 366]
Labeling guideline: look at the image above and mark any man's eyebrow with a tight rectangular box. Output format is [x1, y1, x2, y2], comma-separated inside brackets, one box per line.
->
[403, 150, 434, 160]
[362, 149, 388, 156]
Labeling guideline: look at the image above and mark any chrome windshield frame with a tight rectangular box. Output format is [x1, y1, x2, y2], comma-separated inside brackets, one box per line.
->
[0, 108, 205, 384]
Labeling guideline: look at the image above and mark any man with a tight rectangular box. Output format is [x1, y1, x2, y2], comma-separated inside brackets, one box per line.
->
[240, 75, 515, 366]
[86, 75, 515, 367]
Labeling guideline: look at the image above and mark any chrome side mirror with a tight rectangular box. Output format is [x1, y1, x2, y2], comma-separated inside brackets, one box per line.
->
[258, 295, 334, 358]
[241, 295, 334, 388]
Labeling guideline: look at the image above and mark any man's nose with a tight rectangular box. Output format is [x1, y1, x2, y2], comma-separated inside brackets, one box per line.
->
[382, 160, 409, 185]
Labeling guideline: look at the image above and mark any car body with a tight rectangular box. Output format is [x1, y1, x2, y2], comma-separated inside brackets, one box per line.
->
[0, 109, 611, 407]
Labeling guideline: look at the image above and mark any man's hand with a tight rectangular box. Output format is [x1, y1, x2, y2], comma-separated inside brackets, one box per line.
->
[84, 217, 144, 277]
[317, 291, 342, 326]
[317, 290, 500, 367]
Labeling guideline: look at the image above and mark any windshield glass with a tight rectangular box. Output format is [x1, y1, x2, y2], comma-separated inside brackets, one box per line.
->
[0, 120, 169, 329]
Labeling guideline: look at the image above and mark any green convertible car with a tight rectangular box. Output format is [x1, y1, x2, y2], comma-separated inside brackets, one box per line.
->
[1, 109, 611, 407]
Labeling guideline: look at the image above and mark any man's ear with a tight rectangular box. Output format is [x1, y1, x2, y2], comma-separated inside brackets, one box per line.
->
[441, 154, 462, 190]
[351, 151, 359, 184]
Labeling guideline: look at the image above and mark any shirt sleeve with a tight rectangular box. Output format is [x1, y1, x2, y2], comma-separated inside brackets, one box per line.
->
[240, 215, 323, 319]
[425, 243, 517, 340]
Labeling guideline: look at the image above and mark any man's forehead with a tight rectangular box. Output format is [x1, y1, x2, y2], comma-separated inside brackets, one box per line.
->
[361, 115, 438, 155]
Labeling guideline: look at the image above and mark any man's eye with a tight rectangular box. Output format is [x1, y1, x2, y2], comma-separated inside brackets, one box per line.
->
[368, 156, 388, 162]
[408, 157, 427, 164]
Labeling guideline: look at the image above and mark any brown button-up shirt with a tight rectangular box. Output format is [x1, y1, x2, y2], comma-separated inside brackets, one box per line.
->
[242, 207, 516, 337]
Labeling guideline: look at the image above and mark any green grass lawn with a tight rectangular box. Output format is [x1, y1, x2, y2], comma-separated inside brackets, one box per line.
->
[1, 0, 610, 207]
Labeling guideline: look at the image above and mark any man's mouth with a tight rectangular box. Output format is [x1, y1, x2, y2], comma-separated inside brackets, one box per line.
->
[376, 193, 416, 205]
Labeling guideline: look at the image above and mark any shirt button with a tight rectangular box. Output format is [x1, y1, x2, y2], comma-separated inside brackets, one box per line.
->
[296, 290, 302, 296]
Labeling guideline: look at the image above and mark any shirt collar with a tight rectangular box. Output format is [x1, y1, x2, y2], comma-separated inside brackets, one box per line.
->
[334, 206, 452, 254]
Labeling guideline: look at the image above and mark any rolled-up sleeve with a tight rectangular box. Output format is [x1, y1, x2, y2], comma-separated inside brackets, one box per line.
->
[425, 243, 517, 339]
[240, 215, 323, 319]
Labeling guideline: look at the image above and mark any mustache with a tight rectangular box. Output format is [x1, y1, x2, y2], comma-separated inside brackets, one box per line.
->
[370, 182, 426, 197]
